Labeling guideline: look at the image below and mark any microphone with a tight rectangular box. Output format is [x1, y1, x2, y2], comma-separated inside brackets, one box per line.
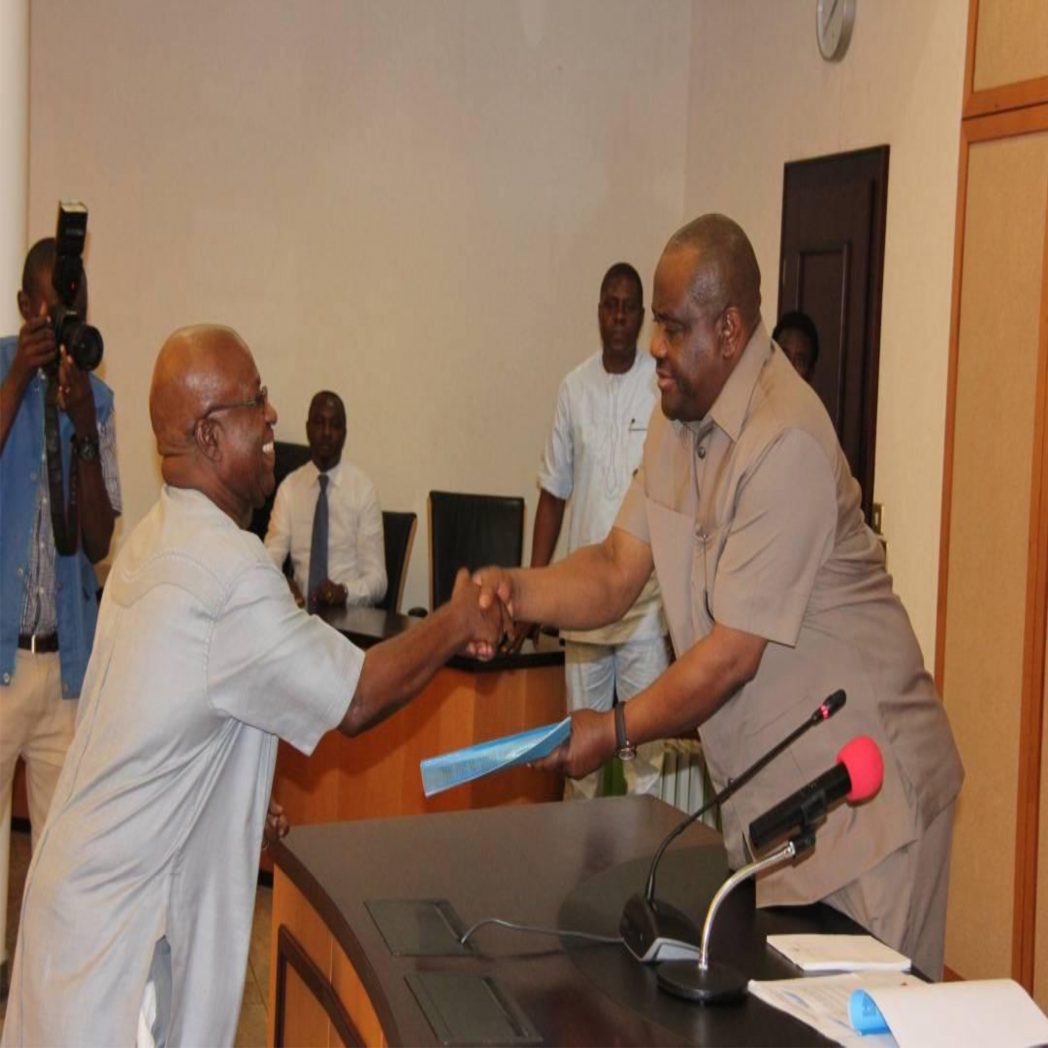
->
[656, 736, 884, 1005]
[619, 689, 846, 963]
[748, 735, 883, 853]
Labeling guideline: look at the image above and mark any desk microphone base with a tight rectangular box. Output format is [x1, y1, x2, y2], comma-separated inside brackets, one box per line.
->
[620, 892, 702, 963]
[655, 959, 747, 1004]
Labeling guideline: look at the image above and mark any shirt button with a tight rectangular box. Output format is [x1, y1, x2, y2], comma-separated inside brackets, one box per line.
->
[16, 567, 24, 577]
[697, 446, 707, 459]
[2, 673, 10, 684]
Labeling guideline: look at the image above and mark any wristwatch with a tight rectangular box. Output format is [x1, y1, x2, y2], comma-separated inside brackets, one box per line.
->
[614, 703, 636, 761]
[72, 434, 100, 463]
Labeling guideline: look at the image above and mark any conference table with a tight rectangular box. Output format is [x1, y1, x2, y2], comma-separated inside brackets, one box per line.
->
[269, 795, 869, 1046]
[268, 606, 566, 833]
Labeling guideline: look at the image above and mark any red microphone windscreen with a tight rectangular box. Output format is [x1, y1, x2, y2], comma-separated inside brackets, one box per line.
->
[838, 735, 883, 802]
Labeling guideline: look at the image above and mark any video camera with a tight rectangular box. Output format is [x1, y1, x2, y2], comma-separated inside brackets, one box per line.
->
[50, 201, 103, 371]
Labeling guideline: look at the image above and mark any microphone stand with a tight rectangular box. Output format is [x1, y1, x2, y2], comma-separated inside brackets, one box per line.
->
[655, 828, 816, 1004]
[620, 690, 844, 963]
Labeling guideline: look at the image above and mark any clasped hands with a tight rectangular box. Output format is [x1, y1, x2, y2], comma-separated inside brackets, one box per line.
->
[456, 566, 612, 781]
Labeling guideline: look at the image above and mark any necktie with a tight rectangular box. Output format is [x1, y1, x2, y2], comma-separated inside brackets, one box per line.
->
[307, 474, 329, 609]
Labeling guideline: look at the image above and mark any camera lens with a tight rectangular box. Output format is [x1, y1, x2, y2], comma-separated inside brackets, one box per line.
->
[68, 324, 104, 372]
[51, 305, 104, 372]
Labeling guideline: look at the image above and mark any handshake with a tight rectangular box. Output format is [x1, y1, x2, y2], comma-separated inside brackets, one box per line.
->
[446, 563, 615, 780]
[445, 566, 520, 661]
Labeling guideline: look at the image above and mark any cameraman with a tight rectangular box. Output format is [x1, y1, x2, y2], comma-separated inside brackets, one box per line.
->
[0, 238, 120, 986]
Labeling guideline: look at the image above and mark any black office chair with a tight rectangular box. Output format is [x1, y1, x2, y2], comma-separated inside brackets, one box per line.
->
[378, 511, 417, 614]
[426, 490, 525, 609]
[247, 441, 312, 542]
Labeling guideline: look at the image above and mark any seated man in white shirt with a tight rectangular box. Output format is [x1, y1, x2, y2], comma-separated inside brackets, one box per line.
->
[264, 390, 386, 610]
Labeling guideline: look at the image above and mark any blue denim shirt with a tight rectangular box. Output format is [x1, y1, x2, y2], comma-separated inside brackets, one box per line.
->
[0, 335, 115, 696]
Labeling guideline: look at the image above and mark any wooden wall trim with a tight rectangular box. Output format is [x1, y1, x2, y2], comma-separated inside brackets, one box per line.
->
[962, 0, 979, 115]
[1012, 189, 1048, 988]
[934, 113, 971, 689]
[966, 78, 1048, 121]
[964, 102, 1048, 141]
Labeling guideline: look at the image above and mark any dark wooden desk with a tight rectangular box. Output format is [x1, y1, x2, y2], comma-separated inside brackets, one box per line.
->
[269, 797, 862, 1046]
[269, 607, 566, 836]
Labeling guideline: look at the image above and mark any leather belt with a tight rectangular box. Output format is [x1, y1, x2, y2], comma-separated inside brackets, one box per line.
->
[17, 632, 59, 653]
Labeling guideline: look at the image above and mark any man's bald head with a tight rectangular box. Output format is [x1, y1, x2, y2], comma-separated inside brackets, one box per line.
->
[149, 324, 278, 525]
[150, 325, 252, 455]
[666, 213, 762, 333]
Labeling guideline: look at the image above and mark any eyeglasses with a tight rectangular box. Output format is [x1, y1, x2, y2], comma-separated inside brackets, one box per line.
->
[200, 386, 269, 419]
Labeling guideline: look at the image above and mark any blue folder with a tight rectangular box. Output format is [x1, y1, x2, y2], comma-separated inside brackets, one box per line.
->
[420, 718, 571, 797]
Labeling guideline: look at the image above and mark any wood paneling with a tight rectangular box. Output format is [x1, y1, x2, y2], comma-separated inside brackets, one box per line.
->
[941, 0, 1048, 998]
[270, 868, 386, 1048]
[968, 0, 1048, 103]
[271, 662, 565, 830]
[270, 869, 338, 1047]
[942, 128, 1048, 980]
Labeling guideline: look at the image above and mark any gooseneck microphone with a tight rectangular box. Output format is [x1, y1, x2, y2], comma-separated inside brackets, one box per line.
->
[619, 689, 846, 963]
[657, 735, 885, 1004]
[748, 734, 884, 852]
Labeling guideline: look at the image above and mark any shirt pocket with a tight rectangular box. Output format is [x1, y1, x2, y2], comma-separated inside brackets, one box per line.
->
[646, 498, 704, 655]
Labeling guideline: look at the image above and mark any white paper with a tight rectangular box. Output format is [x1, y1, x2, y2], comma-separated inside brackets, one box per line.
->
[748, 971, 919, 1048]
[865, 978, 1048, 1048]
[767, 933, 911, 972]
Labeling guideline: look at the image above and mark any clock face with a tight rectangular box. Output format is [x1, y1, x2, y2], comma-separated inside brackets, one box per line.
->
[816, 0, 855, 62]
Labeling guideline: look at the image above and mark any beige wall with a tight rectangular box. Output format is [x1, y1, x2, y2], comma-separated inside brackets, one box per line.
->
[684, 0, 967, 661]
[26, 0, 691, 611]
[26, 1, 968, 653]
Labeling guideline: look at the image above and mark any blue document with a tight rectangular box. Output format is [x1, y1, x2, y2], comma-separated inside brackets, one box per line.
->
[420, 718, 571, 797]
[848, 990, 890, 1035]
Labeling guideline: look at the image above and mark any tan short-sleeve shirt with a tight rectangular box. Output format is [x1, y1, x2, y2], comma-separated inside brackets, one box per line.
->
[616, 324, 963, 906]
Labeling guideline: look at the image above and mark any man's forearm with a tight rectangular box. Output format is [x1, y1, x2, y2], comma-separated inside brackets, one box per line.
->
[512, 536, 644, 631]
[76, 452, 116, 562]
[624, 624, 766, 744]
[340, 601, 470, 736]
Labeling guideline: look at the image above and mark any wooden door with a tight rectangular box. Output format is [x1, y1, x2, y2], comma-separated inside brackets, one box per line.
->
[939, 114, 1048, 988]
[778, 147, 889, 522]
[936, 0, 1048, 1002]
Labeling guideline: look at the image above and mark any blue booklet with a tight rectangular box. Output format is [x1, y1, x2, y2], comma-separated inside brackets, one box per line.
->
[420, 718, 571, 797]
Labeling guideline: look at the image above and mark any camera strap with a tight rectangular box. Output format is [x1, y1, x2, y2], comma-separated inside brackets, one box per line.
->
[43, 372, 79, 556]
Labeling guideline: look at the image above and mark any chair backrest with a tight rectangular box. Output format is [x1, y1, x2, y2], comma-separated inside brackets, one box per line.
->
[428, 490, 525, 609]
[247, 441, 312, 542]
[379, 511, 417, 614]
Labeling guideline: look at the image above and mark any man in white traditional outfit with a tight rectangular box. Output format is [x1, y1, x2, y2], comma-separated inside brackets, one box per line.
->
[1, 324, 502, 1047]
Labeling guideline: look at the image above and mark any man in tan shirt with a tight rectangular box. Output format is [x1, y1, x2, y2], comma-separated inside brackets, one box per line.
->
[478, 214, 962, 978]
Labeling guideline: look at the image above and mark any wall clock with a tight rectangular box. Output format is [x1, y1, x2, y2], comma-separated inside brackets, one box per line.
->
[816, 0, 855, 62]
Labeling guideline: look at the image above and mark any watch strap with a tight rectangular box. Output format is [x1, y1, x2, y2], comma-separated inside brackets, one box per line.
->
[614, 703, 637, 761]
